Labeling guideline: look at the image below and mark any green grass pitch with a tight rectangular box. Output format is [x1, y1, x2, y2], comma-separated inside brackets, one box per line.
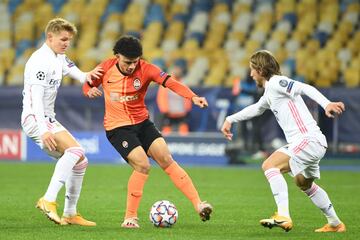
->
[0, 162, 358, 240]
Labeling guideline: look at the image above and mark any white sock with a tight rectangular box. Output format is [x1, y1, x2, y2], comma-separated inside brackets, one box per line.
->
[44, 147, 84, 202]
[63, 157, 88, 217]
[264, 168, 290, 218]
[304, 183, 341, 226]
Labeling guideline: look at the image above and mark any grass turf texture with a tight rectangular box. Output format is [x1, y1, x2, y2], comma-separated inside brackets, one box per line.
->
[0, 162, 358, 240]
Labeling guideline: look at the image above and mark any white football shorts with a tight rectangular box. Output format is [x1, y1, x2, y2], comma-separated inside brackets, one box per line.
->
[277, 137, 326, 179]
[21, 114, 66, 159]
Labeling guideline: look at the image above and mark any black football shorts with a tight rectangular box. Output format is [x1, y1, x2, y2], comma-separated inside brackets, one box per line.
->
[106, 119, 162, 161]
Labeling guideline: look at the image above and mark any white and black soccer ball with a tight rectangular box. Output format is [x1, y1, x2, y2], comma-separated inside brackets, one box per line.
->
[149, 200, 178, 228]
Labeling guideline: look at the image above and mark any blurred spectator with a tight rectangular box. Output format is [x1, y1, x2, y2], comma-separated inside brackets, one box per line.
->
[157, 59, 192, 135]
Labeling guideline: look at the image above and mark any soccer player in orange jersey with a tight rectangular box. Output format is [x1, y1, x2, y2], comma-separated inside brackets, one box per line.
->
[82, 35, 213, 228]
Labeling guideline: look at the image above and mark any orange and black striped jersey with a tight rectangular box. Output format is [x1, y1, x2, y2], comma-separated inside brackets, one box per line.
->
[83, 58, 196, 130]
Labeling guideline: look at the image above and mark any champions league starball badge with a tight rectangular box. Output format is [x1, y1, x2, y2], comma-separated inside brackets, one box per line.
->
[279, 79, 288, 87]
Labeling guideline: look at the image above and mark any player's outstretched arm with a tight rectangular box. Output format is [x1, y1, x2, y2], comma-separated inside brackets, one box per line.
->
[325, 102, 345, 118]
[85, 66, 104, 85]
[192, 96, 208, 108]
[82, 67, 103, 99]
[221, 120, 233, 141]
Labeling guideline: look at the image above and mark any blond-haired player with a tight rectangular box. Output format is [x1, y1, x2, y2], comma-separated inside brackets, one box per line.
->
[21, 18, 103, 226]
[221, 50, 346, 233]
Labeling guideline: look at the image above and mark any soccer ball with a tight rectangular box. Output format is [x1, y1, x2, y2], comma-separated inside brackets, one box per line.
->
[149, 200, 178, 227]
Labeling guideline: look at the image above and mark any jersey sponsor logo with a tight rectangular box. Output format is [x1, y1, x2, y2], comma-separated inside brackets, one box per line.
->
[286, 81, 294, 93]
[133, 78, 141, 90]
[122, 141, 128, 148]
[279, 79, 288, 87]
[65, 56, 75, 68]
[49, 78, 60, 85]
[110, 92, 139, 102]
[36, 71, 46, 80]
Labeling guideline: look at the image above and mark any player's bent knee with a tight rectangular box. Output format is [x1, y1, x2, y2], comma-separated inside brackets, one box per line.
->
[157, 154, 173, 167]
[133, 162, 151, 174]
[297, 183, 311, 191]
[295, 176, 312, 191]
[261, 160, 272, 171]
[65, 146, 85, 160]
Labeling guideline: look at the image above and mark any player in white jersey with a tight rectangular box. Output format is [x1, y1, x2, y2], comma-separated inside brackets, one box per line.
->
[21, 18, 103, 226]
[221, 50, 346, 233]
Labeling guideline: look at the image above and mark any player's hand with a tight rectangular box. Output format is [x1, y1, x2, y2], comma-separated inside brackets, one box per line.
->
[221, 120, 233, 141]
[325, 102, 345, 118]
[41, 131, 57, 151]
[87, 87, 102, 98]
[86, 66, 104, 85]
[192, 96, 208, 108]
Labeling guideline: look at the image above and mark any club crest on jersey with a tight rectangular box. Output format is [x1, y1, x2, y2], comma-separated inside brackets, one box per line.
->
[122, 141, 128, 148]
[279, 79, 288, 87]
[133, 78, 141, 90]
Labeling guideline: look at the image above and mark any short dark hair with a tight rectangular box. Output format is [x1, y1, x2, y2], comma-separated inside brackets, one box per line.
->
[113, 35, 143, 58]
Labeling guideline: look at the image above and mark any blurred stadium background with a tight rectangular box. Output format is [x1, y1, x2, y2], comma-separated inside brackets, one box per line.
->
[0, 0, 359, 164]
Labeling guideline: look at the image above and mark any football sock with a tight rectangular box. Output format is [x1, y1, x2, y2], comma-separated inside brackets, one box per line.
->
[63, 157, 88, 217]
[44, 147, 84, 202]
[165, 161, 201, 211]
[264, 168, 290, 218]
[125, 170, 148, 219]
[303, 183, 341, 226]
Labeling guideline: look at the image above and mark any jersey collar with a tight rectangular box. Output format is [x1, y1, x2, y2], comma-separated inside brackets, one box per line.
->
[43, 43, 57, 57]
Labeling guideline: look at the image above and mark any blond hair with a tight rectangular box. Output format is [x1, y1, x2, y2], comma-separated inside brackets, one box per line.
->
[250, 50, 281, 80]
[45, 17, 77, 35]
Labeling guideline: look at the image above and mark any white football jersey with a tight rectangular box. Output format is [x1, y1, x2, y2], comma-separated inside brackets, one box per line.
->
[21, 43, 84, 135]
[227, 75, 331, 147]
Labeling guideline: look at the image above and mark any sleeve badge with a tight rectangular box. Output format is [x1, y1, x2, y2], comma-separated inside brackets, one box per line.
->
[279, 79, 288, 87]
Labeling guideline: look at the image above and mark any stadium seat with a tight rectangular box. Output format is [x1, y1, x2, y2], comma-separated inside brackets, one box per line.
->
[0, 0, 359, 87]
[144, 3, 165, 27]
[344, 67, 360, 87]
